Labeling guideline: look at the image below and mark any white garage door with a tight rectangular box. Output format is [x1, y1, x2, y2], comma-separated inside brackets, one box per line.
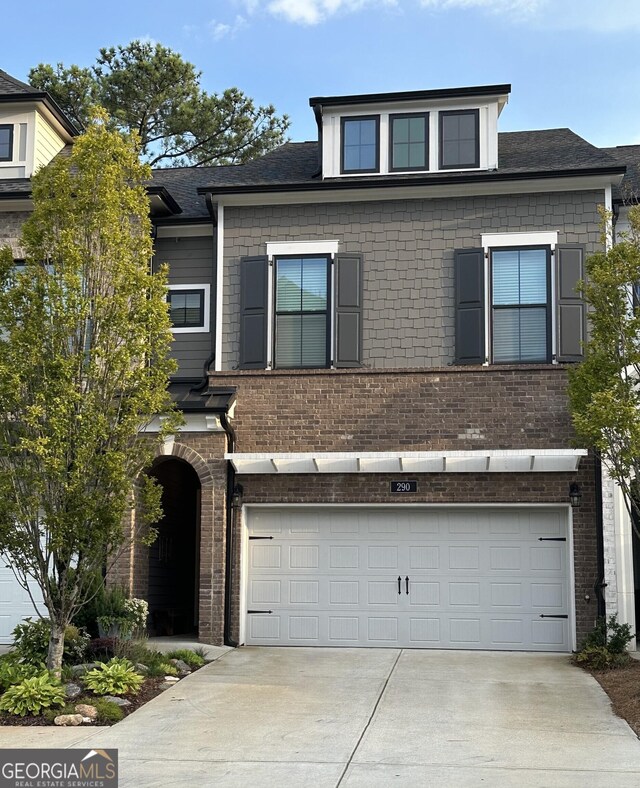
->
[245, 507, 571, 651]
[0, 556, 44, 645]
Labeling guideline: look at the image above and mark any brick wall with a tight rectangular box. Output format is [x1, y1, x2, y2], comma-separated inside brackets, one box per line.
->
[222, 190, 603, 370]
[210, 365, 575, 453]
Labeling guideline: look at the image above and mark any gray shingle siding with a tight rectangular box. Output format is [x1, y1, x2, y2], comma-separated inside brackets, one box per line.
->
[154, 236, 214, 378]
[221, 190, 603, 370]
[0, 210, 29, 256]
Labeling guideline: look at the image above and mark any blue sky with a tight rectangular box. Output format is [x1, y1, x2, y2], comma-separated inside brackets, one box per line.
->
[3, 0, 640, 149]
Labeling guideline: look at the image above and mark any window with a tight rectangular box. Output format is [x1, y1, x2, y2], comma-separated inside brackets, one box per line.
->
[390, 113, 429, 171]
[167, 286, 209, 333]
[341, 116, 379, 174]
[439, 109, 479, 169]
[0, 125, 13, 162]
[491, 247, 550, 363]
[275, 256, 329, 368]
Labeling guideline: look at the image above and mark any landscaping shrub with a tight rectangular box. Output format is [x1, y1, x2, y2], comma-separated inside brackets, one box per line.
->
[0, 673, 66, 717]
[166, 649, 205, 668]
[12, 618, 89, 666]
[92, 697, 125, 724]
[86, 637, 118, 662]
[0, 659, 38, 692]
[84, 658, 144, 696]
[575, 616, 635, 670]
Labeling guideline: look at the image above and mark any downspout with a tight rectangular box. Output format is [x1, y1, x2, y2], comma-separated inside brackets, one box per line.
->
[594, 455, 607, 618]
[311, 104, 323, 179]
[202, 193, 218, 378]
[220, 411, 239, 647]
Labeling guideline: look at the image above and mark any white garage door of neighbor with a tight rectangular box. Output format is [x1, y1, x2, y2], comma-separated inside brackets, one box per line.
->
[245, 507, 571, 651]
[0, 558, 44, 645]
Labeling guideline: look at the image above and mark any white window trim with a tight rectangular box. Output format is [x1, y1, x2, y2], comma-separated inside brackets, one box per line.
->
[168, 283, 210, 334]
[266, 241, 338, 369]
[481, 231, 559, 365]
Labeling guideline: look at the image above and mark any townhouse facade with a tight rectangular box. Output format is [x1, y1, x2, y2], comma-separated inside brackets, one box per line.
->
[0, 68, 638, 653]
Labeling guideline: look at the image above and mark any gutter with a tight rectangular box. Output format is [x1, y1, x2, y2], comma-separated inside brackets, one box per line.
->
[196, 165, 627, 198]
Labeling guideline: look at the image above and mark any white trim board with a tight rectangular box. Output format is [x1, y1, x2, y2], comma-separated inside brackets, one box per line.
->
[168, 283, 211, 335]
[266, 240, 340, 259]
[481, 231, 558, 248]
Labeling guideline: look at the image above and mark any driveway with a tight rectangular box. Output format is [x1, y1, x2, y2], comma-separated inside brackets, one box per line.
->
[2, 648, 640, 786]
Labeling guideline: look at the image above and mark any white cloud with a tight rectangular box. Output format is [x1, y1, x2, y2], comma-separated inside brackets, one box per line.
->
[233, 0, 640, 30]
[207, 15, 248, 40]
[261, 0, 397, 26]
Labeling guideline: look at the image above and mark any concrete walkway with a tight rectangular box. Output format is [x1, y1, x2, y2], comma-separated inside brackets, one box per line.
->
[2, 648, 640, 786]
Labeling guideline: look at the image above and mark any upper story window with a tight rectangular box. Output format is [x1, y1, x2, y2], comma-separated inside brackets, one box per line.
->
[275, 255, 330, 368]
[390, 113, 429, 172]
[167, 284, 210, 333]
[439, 109, 479, 169]
[0, 125, 13, 162]
[491, 247, 550, 363]
[341, 116, 379, 174]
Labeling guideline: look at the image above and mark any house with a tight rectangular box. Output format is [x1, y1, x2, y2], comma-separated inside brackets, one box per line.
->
[0, 67, 636, 653]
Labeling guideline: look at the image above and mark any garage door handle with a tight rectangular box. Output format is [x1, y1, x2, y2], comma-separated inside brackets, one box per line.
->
[248, 610, 273, 614]
[539, 614, 568, 619]
[397, 576, 401, 594]
[405, 576, 409, 595]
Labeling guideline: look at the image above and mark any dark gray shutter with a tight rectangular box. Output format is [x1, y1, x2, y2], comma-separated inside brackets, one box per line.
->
[239, 255, 268, 369]
[556, 246, 585, 362]
[454, 248, 485, 364]
[334, 254, 362, 367]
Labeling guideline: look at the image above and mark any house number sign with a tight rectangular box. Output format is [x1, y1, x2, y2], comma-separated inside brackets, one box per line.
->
[390, 480, 418, 493]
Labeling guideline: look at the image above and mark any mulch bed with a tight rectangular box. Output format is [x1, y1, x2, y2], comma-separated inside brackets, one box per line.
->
[586, 659, 640, 738]
[0, 676, 170, 727]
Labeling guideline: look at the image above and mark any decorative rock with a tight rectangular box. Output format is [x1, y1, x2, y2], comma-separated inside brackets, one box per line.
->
[75, 704, 98, 720]
[64, 682, 82, 700]
[159, 681, 176, 691]
[135, 663, 149, 674]
[170, 659, 191, 676]
[103, 696, 131, 707]
[70, 663, 99, 677]
[163, 675, 180, 683]
[54, 714, 84, 726]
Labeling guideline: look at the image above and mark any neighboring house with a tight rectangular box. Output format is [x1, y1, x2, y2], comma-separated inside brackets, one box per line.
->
[0, 67, 636, 653]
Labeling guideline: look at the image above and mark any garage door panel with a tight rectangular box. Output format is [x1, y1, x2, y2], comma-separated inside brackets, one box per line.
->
[0, 562, 44, 645]
[245, 507, 570, 651]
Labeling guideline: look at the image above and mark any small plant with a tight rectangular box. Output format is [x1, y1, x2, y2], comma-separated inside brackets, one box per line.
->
[86, 637, 118, 662]
[43, 701, 76, 723]
[0, 672, 66, 717]
[95, 586, 133, 638]
[84, 658, 144, 696]
[166, 649, 205, 668]
[0, 659, 38, 692]
[12, 618, 89, 666]
[575, 616, 634, 670]
[123, 598, 148, 638]
[92, 697, 125, 724]
[160, 662, 179, 677]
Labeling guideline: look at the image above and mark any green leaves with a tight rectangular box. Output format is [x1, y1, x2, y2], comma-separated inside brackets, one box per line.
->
[29, 40, 290, 167]
[0, 113, 180, 672]
[0, 673, 66, 717]
[568, 207, 640, 534]
[84, 658, 144, 696]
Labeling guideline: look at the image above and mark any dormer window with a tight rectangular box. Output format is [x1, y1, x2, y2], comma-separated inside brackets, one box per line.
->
[390, 113, 429, 172]
[0, 125, 13, 162]
[439, 109, 479, 169]
[341, 116, 379, 174]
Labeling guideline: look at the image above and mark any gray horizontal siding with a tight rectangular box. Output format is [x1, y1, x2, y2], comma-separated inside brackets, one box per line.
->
[153, 236, 214, 378]
[222, 191, 603, 370]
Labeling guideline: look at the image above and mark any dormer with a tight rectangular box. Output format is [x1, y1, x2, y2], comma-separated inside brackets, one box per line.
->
[0, 69, 77, 180]
[309, 84, 510, 180]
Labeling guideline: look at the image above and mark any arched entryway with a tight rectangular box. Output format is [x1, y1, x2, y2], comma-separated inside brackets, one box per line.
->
[147, 457, 201, 636]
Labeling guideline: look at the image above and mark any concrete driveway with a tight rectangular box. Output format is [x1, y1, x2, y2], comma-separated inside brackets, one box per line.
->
[2, 648, 640, 786]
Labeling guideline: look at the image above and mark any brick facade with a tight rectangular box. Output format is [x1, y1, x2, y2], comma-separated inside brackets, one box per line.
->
[118, 365, 598, 646]
[0, 211, 29, 257]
